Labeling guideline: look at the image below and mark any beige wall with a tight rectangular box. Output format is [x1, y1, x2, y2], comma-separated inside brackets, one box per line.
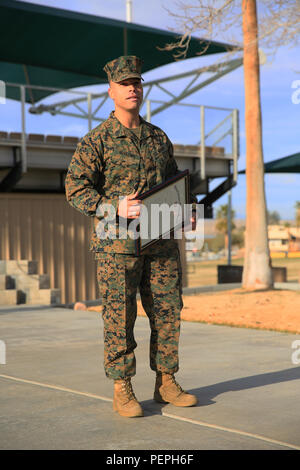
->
[0, 193, 97, 304]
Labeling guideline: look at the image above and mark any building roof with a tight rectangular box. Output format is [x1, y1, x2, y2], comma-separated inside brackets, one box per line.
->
[268, 225, 300, 240]
[0, 0, 237, 103]
[268, 225, 289, 240]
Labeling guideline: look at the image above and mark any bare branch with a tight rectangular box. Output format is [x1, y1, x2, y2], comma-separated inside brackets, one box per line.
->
[160, 0, 300, 62]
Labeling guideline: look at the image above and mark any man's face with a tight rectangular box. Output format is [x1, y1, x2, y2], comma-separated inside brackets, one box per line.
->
[108, 77, 143, 112]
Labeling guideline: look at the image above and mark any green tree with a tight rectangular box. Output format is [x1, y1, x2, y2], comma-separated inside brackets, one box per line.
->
[232, 229, 244, 248]
[267, 210, 280, 225]
[215, 203, 236, 250]
[205, 233, 224, 253]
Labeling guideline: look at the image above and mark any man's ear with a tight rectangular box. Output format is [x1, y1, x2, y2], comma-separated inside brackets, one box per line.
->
[108, 82, 114, 100]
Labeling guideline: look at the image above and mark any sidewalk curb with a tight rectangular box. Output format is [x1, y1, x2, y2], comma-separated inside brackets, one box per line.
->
[1, 282, 298, 311]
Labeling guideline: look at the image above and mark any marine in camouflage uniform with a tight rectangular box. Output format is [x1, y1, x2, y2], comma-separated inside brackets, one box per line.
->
[65, 56, 197, 415]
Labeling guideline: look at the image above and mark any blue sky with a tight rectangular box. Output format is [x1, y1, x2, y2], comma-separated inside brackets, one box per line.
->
[1, 0, 300, 220]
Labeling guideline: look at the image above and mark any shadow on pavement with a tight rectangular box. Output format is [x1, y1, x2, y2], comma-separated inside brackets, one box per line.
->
[189, 366, 300, 407]
[141, 366, 300, 415]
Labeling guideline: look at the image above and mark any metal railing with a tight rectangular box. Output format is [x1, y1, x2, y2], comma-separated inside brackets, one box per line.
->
[5, 82, 93, 173]
[146, 98, 239, 181]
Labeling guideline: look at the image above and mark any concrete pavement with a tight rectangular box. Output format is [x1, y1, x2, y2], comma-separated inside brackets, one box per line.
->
[0, 303, 300, 450]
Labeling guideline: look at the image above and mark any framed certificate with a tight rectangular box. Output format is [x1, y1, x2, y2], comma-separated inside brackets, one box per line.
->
[134, 170, 190, 255]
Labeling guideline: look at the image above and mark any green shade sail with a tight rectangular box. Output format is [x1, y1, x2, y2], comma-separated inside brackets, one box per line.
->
[263, 153, 300, 173]
[0, 0, 237, 103]
[239, 152, 300, 174]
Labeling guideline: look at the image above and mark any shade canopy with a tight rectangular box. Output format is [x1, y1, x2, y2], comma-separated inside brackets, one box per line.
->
[263, 153, 300, 173]
[0, 0, 237, 103]
[239, 152, 300, 174]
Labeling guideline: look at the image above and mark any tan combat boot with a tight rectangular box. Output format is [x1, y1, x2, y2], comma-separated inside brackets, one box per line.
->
[154, 373, 198, 407]
[113, 377, 143, 418]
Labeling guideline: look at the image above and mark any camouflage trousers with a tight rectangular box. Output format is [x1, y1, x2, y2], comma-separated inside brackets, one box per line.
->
[96, 247, 183, 380]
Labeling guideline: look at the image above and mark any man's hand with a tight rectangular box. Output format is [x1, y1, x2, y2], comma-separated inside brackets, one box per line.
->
[117, 191, 142, 219]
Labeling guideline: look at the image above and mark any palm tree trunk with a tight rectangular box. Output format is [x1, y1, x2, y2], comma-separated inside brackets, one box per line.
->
[224, 233, 229, 252]
[241, 0, 273, 289]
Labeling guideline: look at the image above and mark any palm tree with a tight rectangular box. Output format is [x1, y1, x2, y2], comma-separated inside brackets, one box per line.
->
[163, 0, 299, 289]
[241, 0, 273, 289]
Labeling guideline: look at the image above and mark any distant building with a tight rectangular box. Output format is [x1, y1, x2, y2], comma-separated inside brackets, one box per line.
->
[288, 228, 300, 252]
[268, 225, 300, 254]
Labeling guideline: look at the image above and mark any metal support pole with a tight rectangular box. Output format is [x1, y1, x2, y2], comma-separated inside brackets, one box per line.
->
[200, 105, 205, 180]
[227, 189, 232, 265]
[146, 99, 151, 123]
[20, 85, 27, 173]
[87, 93, 92, 131]
[232, 108, 239, 181]
[126, 0, 132, 22]
[0, 80, 5, 104]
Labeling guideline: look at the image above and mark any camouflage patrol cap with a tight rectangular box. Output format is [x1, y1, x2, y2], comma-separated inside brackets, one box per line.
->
[103, 55, 144, 83]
